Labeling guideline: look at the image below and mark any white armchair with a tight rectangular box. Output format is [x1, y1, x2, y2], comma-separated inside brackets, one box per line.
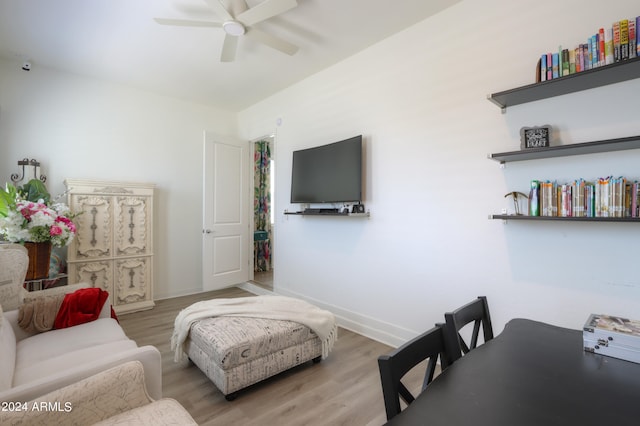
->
[0, 244, 162, 402]
[0, 361, 196, 425]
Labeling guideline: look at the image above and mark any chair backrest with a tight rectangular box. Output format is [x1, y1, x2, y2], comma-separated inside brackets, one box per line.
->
[444, 296, 493, 363]
[0, 244, 29, 311]
[377, 323, 452, 421]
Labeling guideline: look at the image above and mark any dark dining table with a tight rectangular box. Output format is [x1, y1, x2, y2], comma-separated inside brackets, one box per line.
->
[386, 318, 640, 426]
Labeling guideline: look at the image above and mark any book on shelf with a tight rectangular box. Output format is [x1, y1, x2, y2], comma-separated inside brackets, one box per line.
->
[572, 179, 586, 217]
[582, 43, 591, 70]
[540, 54, 547, 82]
[605, 27, 614, 65]
[559, 184, 572, 217]
[630, 19, 637, 58]
[599, 28, 606, 66]
[636, 182, 640, 217]
[569, 49, 576, 74]
[620, 19, 630, 60]
[536, 15, 640, 81]
[625, 182, 632, 217]
[541, 181, 557, 217]
[562, 49, 570, 76]
[521, 176, 640, 219]
[613, 21, 621, 62]
[637, 16, 640, 56]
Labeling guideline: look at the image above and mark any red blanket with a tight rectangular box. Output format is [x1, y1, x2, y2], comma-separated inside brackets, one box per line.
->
[54, 288, 118, 329]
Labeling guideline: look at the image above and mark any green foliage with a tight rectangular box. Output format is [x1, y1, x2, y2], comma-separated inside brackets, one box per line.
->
[19, 179, 51, 203]
[0, 183, 17, 218]
[0, 179, 51, 218]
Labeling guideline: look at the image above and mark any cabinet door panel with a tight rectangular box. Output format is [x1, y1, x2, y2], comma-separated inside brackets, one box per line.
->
[114, 257, 150, 306]
[115, 196, 150, 256]
[69, 260, 113, 304]
[70, 195, 112, 259]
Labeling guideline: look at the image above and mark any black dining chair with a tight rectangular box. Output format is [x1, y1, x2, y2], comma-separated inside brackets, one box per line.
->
[377, 323, 452, 421]
[444, 296, 494, 363]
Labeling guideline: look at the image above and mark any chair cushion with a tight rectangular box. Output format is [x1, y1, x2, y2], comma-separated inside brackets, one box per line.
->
[93, 399, 198, 426]
[0, 306, 16, 392]
[13, 339, 138, 387]
[189, 316, 318, 369]
[15, 318, 128, 368]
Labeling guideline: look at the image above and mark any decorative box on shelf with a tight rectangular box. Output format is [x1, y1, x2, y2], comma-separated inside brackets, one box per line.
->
[583, 314, 640, 364]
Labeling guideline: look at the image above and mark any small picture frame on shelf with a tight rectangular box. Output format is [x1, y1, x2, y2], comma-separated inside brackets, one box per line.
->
[520, 125, 551, 150]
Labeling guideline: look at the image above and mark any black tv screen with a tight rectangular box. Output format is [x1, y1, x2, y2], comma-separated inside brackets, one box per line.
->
[290, 135, 362, 204]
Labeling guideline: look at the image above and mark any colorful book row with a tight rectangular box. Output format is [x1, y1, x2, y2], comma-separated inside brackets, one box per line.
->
[528, 177, 640, 218]
[538, 16, 639, 82]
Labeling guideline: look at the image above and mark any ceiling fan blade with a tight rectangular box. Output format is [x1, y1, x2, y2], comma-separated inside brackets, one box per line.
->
[154, 18, 221, 28]
[202, 0, 233, 20]
[245, 27, 298, 56]
[237, 0, 298, 26]
[220, 34, 239, 62]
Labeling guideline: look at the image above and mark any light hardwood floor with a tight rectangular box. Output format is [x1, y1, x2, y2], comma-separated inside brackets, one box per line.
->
[118, 287, 404, 426]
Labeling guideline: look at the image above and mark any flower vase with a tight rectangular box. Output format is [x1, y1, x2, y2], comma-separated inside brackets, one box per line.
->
[24, 241, 52, 280]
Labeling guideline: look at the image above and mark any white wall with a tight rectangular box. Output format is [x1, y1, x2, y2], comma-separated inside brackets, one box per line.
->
[239, 0, 640, 345]
[0, 59, 238, 300]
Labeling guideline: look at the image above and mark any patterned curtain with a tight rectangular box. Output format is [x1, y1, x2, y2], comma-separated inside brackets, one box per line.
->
[254, 140, 271, 271]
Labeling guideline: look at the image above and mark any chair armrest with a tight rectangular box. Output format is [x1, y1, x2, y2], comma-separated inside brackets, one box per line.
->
[25, 283, 112, 319]
[0, 345, 162, 402]
[0, 361, 153, 426]
[23, 282, 91, 302]
[6, 283, 112, 341]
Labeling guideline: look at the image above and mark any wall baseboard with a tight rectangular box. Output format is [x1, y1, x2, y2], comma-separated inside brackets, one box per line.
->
[238, 282, 417, 348]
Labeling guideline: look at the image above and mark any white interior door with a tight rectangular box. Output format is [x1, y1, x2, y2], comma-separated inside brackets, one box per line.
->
[203, 132, 249, 291]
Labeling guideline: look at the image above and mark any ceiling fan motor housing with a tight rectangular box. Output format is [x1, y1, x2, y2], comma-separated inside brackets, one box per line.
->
[223, 20, 245, 36]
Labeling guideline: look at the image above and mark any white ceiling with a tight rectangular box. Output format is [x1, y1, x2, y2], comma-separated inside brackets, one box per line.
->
[0, 0, 461, 112]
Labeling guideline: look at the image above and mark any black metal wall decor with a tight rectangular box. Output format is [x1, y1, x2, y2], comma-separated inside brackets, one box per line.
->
[11, 158, 47, 184]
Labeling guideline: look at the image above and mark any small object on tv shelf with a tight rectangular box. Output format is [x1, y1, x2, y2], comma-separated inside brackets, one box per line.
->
[520, 125, 551, 150]
[528, 180, 540, 217]
[583, 314, 640, 364]
[352, 204, 365, 214]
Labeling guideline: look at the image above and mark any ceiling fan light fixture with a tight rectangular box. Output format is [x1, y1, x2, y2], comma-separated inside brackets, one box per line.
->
[223, 20, 245, 36]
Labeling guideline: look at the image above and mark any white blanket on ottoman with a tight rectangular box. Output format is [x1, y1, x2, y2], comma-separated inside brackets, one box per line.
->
[171, 295, 337, 362]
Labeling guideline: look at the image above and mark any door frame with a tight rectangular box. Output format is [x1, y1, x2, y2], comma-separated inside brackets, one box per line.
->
[249, 134, 276, 284]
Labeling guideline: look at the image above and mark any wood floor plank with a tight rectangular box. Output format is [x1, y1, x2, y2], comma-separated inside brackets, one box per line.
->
[118, 287, 404, 425]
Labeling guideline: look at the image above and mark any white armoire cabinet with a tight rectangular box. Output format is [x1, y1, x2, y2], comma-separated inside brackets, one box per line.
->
[65, 179, 154, 314]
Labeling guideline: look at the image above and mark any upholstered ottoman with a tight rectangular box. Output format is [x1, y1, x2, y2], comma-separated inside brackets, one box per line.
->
[171, 295, 338, 400]
[184, 316, 323, 400]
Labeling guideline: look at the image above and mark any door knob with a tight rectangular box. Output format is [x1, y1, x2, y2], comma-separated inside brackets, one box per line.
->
[203, 229, 213, 234]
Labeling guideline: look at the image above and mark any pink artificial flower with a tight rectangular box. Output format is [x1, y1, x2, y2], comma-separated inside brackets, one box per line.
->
[50, 225, 63, 236]
[56, 216, 76, 233]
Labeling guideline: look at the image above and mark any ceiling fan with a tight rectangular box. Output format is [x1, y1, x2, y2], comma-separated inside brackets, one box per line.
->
[154, 0, 299, 62]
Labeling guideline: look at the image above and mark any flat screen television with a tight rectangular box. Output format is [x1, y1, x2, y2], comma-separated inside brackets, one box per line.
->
[290, 135, 362, 204]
